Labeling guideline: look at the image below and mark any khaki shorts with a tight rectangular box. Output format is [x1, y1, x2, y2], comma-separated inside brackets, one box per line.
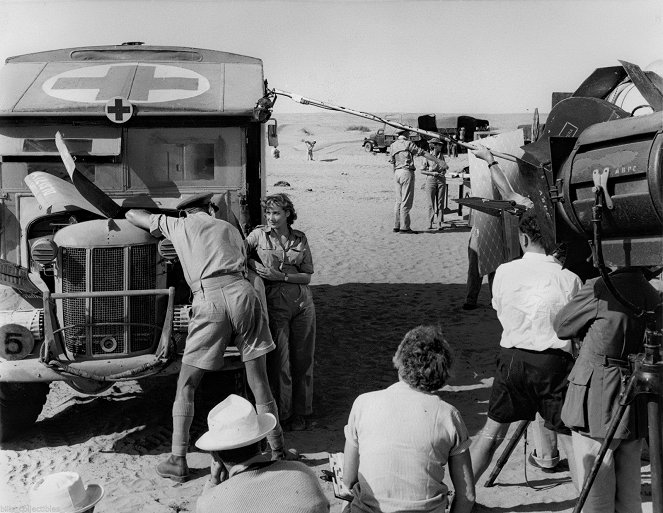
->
[183, 277, 275, 371]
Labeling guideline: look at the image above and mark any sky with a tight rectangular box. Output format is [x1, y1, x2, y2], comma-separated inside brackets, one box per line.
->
[0, 0, 661, 115]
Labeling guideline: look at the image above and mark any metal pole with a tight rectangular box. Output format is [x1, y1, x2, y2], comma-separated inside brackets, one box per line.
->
[484, 420, 530, 487]
[271, 88, 521, 164]
[647, 396, 663, 511]
[572, 371, 636, 513]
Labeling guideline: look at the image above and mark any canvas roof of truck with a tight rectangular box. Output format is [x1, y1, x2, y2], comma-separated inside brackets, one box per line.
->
[0, 45, 265, 117]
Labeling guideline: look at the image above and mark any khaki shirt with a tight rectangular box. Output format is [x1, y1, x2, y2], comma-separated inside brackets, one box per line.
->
[388, 137, 425, 171]
[246, 226, 314, 275]
[149, 212, 246, 286]
[422, 160, 447, 186]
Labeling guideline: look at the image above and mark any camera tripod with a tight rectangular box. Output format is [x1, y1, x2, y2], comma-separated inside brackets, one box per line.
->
[571, 323, 662, 513]
[482, 323, 662, 512]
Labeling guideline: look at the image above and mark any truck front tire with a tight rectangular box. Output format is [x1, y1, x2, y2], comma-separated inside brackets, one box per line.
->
[0, 382, 49, 442]
[363, 141, 374, 152]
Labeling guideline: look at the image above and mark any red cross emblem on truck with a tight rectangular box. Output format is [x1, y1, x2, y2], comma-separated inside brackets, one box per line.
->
[105, 97, 133, 123]
[42, 63, 209, 104]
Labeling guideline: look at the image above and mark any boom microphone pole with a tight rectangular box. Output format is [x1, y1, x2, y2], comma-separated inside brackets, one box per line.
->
[269, 88, 526, 165]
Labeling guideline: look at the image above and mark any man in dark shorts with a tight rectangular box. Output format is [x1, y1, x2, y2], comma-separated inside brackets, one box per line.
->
[126, 193, 286, 482]
[468, 209, 582, 484]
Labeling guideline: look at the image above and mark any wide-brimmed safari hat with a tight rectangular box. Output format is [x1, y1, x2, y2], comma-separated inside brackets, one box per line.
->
[29, 472, 104, 513]
[428, 138, 443, 145]
[176, 192, 214, 210]
[195, 394, 277, 451]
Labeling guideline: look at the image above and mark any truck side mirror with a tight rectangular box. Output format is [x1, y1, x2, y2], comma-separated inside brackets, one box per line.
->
[267, 120, 279, 147]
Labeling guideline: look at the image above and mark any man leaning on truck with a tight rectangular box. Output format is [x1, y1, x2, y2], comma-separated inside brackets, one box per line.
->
[126, 192, 288, 482]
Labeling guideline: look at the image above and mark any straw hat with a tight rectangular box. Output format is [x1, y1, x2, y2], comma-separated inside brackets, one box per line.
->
[29, 472, 104, 513]
[428, 138, 443, 145]
[195, 394, 277, 451]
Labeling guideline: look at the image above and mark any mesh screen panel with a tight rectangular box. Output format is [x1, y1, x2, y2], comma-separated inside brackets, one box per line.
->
[59, 244, 159, 357]
[62, 247, 87, 355]
[91, 247, 126, 354]
[129, 245, 157, 352]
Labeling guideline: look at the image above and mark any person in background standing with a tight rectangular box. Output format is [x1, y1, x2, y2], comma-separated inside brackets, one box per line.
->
[246, 193, 316, 432]
[389, 130, 446, 234]
[421, 137, 449, 231]
[304, 140, 316, 161]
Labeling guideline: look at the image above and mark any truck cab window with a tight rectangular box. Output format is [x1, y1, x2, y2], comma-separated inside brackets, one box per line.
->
[126, 127, 245, 191]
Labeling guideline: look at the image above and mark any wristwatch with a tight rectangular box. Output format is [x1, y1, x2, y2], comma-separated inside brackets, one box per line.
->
[284, 273, 289, 282]
[488, 161, 499, 168]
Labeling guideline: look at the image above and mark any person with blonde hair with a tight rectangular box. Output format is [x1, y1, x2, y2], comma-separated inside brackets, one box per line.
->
[246, 193, 316, 431]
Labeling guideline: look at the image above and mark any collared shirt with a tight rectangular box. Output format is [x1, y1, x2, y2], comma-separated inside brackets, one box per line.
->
[388, 137, 425, 171]
[245, 226, 314, 275]
[344, 381, 470, 513]
[492, 252, 581, 352]
[149, 212, 246, 286]
[422, 159, 447, 186]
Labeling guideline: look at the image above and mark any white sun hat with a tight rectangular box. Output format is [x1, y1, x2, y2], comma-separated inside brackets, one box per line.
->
[195, 394, 276, 451]
[29, 472, 104, 513]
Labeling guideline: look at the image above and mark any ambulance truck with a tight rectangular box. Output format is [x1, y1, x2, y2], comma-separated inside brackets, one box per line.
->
[0, 43, 277, 440]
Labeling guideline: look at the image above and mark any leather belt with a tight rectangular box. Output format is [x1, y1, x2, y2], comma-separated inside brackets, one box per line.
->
[190, 273, 244, 293]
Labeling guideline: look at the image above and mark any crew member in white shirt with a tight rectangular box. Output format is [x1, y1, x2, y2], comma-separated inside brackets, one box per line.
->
[468, 208, 582, 485]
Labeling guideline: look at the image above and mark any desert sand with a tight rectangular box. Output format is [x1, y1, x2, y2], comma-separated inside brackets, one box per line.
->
[0, 113, 654, 513]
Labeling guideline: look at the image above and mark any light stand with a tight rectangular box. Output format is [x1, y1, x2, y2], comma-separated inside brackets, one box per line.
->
[572, 179, 663, 512]
[572, 315, 662, 513]
[484, 420, 530, 487]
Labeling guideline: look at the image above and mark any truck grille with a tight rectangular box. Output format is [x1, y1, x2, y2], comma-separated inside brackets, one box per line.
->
[61, 244, 157, 356]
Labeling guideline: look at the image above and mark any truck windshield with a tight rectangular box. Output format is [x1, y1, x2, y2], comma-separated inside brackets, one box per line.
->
[0, 125, 246, 193]
[126, 126, 245, 191]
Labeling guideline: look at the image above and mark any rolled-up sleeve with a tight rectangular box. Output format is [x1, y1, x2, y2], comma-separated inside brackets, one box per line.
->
[245, 229, 260, 252]
[407, 141, 425, 157]
[149, 214, 170, 239]
[343, 399, 359, 448]
[298, 235, 315, 274]
[448, 408, 471, 456]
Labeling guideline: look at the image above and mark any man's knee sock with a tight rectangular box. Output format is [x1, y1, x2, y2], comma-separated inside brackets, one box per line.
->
[171, 401, 195, 457]
[256, 400, 284, 453]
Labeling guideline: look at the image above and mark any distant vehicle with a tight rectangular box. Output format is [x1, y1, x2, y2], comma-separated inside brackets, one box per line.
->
[363, 125, 430, 153]
[362, 127, 398, 153]
[362, 115, 492, 154]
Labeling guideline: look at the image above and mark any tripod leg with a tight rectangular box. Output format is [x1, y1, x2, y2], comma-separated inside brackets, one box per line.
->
[647, 396, 662, 512]
[572, 375, 635, 513]
[484, 420, 529, 487]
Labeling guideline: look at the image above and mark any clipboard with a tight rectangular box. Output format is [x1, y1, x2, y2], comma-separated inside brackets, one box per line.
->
[328, 452, 353, 501]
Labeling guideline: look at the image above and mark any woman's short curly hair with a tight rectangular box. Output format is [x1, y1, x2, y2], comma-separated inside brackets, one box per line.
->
[262, 193, 297, 225]
[392, 325, 453, 392]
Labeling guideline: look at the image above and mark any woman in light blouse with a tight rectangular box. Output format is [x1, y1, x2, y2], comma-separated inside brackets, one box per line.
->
[246, 193, 316, 431]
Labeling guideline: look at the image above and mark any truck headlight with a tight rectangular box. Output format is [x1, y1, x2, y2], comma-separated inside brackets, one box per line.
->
[31, 238, 58, 265]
